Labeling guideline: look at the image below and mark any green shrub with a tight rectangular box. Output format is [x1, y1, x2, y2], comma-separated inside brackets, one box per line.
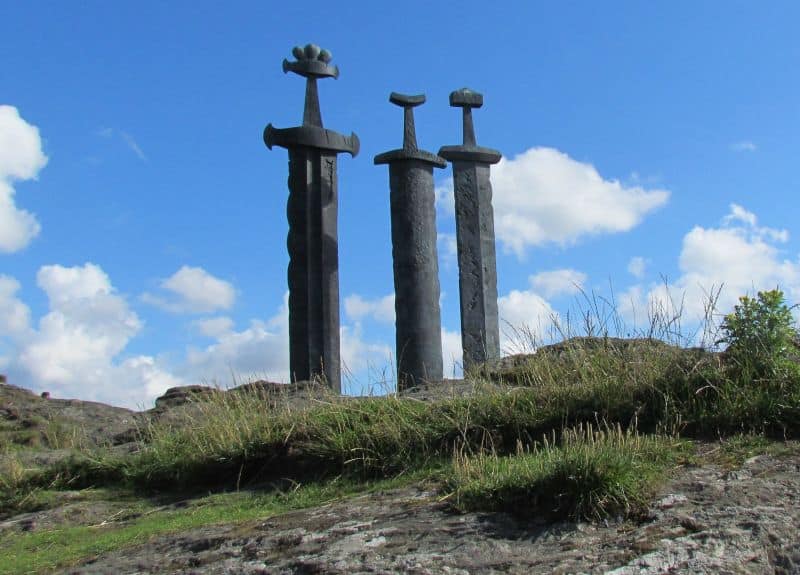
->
[719, 289, 799, 379]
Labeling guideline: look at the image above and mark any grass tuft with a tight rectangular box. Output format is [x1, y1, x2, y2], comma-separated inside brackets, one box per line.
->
[445, 423, 688, 521]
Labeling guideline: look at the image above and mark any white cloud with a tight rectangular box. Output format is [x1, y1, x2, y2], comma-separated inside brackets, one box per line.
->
[0, 106, 47, 253]
[627, 256, 648, 279]
[186, 319, 290, 385]
[0, 263, 183, 408]
[434, 176, 455, 216]
[0, 181, 41, 253]
[622, 204, 800, 336]
[0, 106, 47, 180]
[498, 288, 559, 353]
[0, 268, 408, 407]
[0, 275, 31, 338]
[529, 268, 587, 298]
[38, 263, 113, 307]
[185, 294, 289, 384]
[721, 203, 788, 242]
[19, 264, 141, 382]
[492, 147, 669, 257]
[441, 328, 463, 379]
[344, 293, 395, 324]
[341, 323, 392, 379]
[723, 204, 758, 227]
[437, 232, 458, 269]
[119, 356, 184, 408]
[142, 266, 236, 314]
[185, 294, 394, 390]
[95, 127, 147, 161]
[120, 131, 147, 161]
[730, 140, 757, 152]
[193, 316, 235, 338]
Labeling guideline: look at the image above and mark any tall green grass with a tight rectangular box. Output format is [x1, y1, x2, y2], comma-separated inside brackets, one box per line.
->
[446, 423, 688, 521]
[6, 289, 800, 524]
[28, 331, 797, 494]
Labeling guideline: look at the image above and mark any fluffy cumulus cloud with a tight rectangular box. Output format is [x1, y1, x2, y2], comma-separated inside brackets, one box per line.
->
[185, 293, 394, 392]
[0, 265, 413, 405]
[0, 106, 48, 253]
[529, 269, 587, 298]
[184, 293, 289, 385]
[621, 204, 800, 335]
[0, 276, 32, 370]
[19, 264, 141, 383]
[142, 266, 236, 314]
[495, 268, 594, 351]
[340, 323, 393, 386]
[441, 328, 463, 379]
[0, 275, 31, 339]
[192, 316, 235, 338]
[627, 256, 648, 279]
[344, 293, 395, 324]
[498, 287, 559, 353]
[186, 319, 290, 385]
[490, 147, 669, 257]
[0, 263, 184, 408]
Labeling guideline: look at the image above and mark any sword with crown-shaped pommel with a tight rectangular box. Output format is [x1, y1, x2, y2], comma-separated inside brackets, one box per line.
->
[264, 44, 359, 393]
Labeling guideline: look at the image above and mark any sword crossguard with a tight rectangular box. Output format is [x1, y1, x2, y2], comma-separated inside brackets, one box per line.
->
[265, 45, 359, 157]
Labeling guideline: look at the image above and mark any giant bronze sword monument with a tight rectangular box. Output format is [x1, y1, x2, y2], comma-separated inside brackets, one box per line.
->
[264, 45, 359, 393]
[439, 88, 502, 370]
[375, 93, 446, 390]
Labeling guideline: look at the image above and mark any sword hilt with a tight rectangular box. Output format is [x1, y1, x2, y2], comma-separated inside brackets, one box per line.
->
[281, 44, 339, 128]
[389, 92, 426, 152]
[449, 88, 484, 147]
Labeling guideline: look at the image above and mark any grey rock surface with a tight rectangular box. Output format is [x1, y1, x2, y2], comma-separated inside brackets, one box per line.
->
[53, 449, 800, 574]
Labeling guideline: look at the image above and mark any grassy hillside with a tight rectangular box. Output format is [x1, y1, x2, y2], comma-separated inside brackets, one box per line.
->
[1, 289, 798, 573]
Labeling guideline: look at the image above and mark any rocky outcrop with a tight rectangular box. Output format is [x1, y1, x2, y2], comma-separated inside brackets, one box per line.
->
[0, 382, 142, 450]
[154, 385, 223, 409]
[53, 448, 800, 574]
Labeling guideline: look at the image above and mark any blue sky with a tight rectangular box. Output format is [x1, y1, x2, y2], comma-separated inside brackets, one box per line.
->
[2, 1, 799, 408]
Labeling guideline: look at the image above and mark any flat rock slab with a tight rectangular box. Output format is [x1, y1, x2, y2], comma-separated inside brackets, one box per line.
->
[60, 451, 800, 574]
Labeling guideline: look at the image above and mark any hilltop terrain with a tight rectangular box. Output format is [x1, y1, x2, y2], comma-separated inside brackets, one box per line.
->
[3, 331, 800, 574]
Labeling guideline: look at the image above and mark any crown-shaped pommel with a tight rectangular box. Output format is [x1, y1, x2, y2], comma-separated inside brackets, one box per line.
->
[449, 88, 483, 109]
[282, 44, 339, 79]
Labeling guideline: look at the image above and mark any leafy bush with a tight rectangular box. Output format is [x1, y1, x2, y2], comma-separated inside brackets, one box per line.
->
[718, 289, 799, 379]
